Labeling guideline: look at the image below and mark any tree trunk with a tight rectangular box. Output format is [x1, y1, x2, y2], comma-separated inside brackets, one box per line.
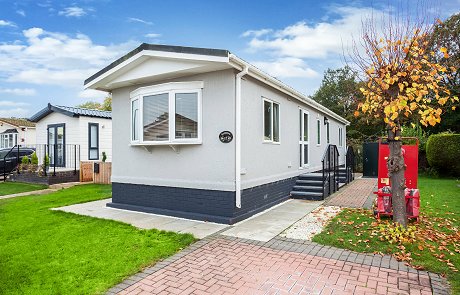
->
[387, 125, 407, 227]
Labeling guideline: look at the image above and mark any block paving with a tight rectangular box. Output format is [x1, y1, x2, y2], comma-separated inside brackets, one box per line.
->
[109, 236, 449, 295]
[324, 178, 376, 208]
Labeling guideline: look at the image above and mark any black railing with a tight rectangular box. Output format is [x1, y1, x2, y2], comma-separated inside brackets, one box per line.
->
[346, 146, 355, 184]
[2, 144, 80, 181]
[321, 144, 340, 198]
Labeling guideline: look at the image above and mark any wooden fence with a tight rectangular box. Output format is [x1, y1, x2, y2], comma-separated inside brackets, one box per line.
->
[80, 161, 112, 184]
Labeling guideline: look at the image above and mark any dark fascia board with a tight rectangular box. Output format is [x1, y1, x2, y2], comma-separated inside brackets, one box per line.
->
[29, 103, 79, 122]
[84, 43, 230, 86]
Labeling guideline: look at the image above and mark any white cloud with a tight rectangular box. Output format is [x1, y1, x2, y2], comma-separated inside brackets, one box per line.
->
[58, 6, 88, 17]
[0, 108, 30, 118]
[0, 88, 36, 96]
[0, 100, 29, 107]
[78, 89, 107, 100]
[16, 10, 26, 17]
[240, 29, 272, 38]
[0, 27, 138, 87]
[127, 17, 153, 25]
[145, 33, 161, 38]
[253, 57, 319, 79]
[242, 6, 380, 59]
[0, 101, 30, 117]
[0, 20, 16, 27]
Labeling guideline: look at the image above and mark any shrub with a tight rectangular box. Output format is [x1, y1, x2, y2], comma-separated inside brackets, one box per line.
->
[30, 152, 39, 165]
[21, 155, 29, 165]
[426, 133, 460, 176]
[102, 151, 107, 162]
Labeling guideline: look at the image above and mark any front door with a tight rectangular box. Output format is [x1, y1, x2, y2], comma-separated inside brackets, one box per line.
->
[48, 124, 65, 167]
[299, 109, 309, 168]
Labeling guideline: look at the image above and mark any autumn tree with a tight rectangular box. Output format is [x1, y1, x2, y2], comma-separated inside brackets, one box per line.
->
[426, 12, 460, 133]
[351, 13, 458, 226]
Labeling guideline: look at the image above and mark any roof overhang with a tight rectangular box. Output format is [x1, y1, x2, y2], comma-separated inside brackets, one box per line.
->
[85, 44, 349, 125]
[29, 103, 78, 122]
[84, 44, 231, 92]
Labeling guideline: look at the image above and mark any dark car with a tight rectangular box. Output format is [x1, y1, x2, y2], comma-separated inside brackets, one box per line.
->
[0, 147, 36, 174]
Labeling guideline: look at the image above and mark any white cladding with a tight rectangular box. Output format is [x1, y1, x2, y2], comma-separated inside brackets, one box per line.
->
[110, 68, 348, 192]
[240, 76, 347, 189]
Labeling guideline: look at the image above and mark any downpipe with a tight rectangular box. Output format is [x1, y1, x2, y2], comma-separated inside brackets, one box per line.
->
[235, 66, 249, 208]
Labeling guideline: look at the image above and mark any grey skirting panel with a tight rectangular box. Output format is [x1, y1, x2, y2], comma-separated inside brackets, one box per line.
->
[110, 176, 297, 224]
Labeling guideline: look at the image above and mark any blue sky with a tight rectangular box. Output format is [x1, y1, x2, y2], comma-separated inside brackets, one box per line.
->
[0, 0, 458, 118]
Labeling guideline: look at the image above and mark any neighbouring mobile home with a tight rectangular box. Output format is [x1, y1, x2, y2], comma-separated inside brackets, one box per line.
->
[85, 44, 353, 224]
[30, 104, 112, 168]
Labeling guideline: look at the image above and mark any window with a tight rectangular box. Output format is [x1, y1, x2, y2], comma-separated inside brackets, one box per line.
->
[299, 109, 309, 166]
[0, 132, 18, 149]
[316, 119, 321, 145]
[263, 98, 280, 143]
[338, 127, 343, 147]
[327, 122, 330, 144]
[88, 123, 99, 160]
[130, 82, 202, 145]
[131, 99, 139, 141]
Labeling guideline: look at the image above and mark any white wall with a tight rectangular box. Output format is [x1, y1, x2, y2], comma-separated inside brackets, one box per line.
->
[0, 122, 36, 147]
[111, 69, 236, 191]
[78, 116, 112, 162]
[240, 76, 347, 189]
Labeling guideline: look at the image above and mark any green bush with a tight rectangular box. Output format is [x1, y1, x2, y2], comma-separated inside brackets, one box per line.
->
[21, 155, 29, 165]
[30, 152, 39, 165]
[426, 133, 460, 176]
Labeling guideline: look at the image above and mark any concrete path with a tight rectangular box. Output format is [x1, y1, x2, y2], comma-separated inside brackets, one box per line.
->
[0, 182, 82, 200]
[109, 235, 449, 295]
[221, 199, 323, 242]
[53, 198, 228, 239]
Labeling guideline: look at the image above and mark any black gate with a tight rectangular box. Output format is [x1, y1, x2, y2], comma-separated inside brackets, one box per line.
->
[363, 142, 379, 177]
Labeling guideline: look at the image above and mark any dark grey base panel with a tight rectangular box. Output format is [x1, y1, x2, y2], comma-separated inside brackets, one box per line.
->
[111, 176, 297, 224]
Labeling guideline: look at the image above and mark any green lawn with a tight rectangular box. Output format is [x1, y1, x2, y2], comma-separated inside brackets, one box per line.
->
[0, 184, 195, 294]
[313, 176, 460, 293]
[0, 181, 48, 196]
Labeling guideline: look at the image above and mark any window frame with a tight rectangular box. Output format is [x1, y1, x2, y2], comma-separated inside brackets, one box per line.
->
[0, 133, 18, 149]
[88, 123, 99, 160]
[316, 118, 321, 146]
[262, 97, 280, 144]
[338, 126, 343, 147]
[130, 82, 203, 146]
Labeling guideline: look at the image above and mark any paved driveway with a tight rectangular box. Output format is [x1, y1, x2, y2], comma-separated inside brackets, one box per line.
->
[109, 236, 448, 295]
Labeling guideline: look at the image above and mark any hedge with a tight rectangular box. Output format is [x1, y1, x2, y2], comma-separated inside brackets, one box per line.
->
[426, 133, 460, 176]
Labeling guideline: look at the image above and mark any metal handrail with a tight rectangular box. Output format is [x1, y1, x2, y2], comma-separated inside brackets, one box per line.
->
[2, 144, 80, 181]
[321, 144, 340, 198]
[346, 146, 355, 183]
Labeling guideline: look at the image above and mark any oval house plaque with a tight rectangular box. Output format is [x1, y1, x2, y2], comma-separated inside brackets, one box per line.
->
[219, 131, 233, 143]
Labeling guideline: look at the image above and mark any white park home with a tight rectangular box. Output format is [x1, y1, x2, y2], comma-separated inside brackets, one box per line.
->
[30, 104, 112, 166]
[85, 44, 351, 224]
[0, 118, 36, 149]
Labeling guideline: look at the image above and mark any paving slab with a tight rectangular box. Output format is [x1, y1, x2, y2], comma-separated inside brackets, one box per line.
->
[221, 199, 323, 242]
[53, 198, 228, 239]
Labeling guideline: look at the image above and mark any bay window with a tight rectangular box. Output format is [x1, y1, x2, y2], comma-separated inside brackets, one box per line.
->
[130, 82, 202, 145]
